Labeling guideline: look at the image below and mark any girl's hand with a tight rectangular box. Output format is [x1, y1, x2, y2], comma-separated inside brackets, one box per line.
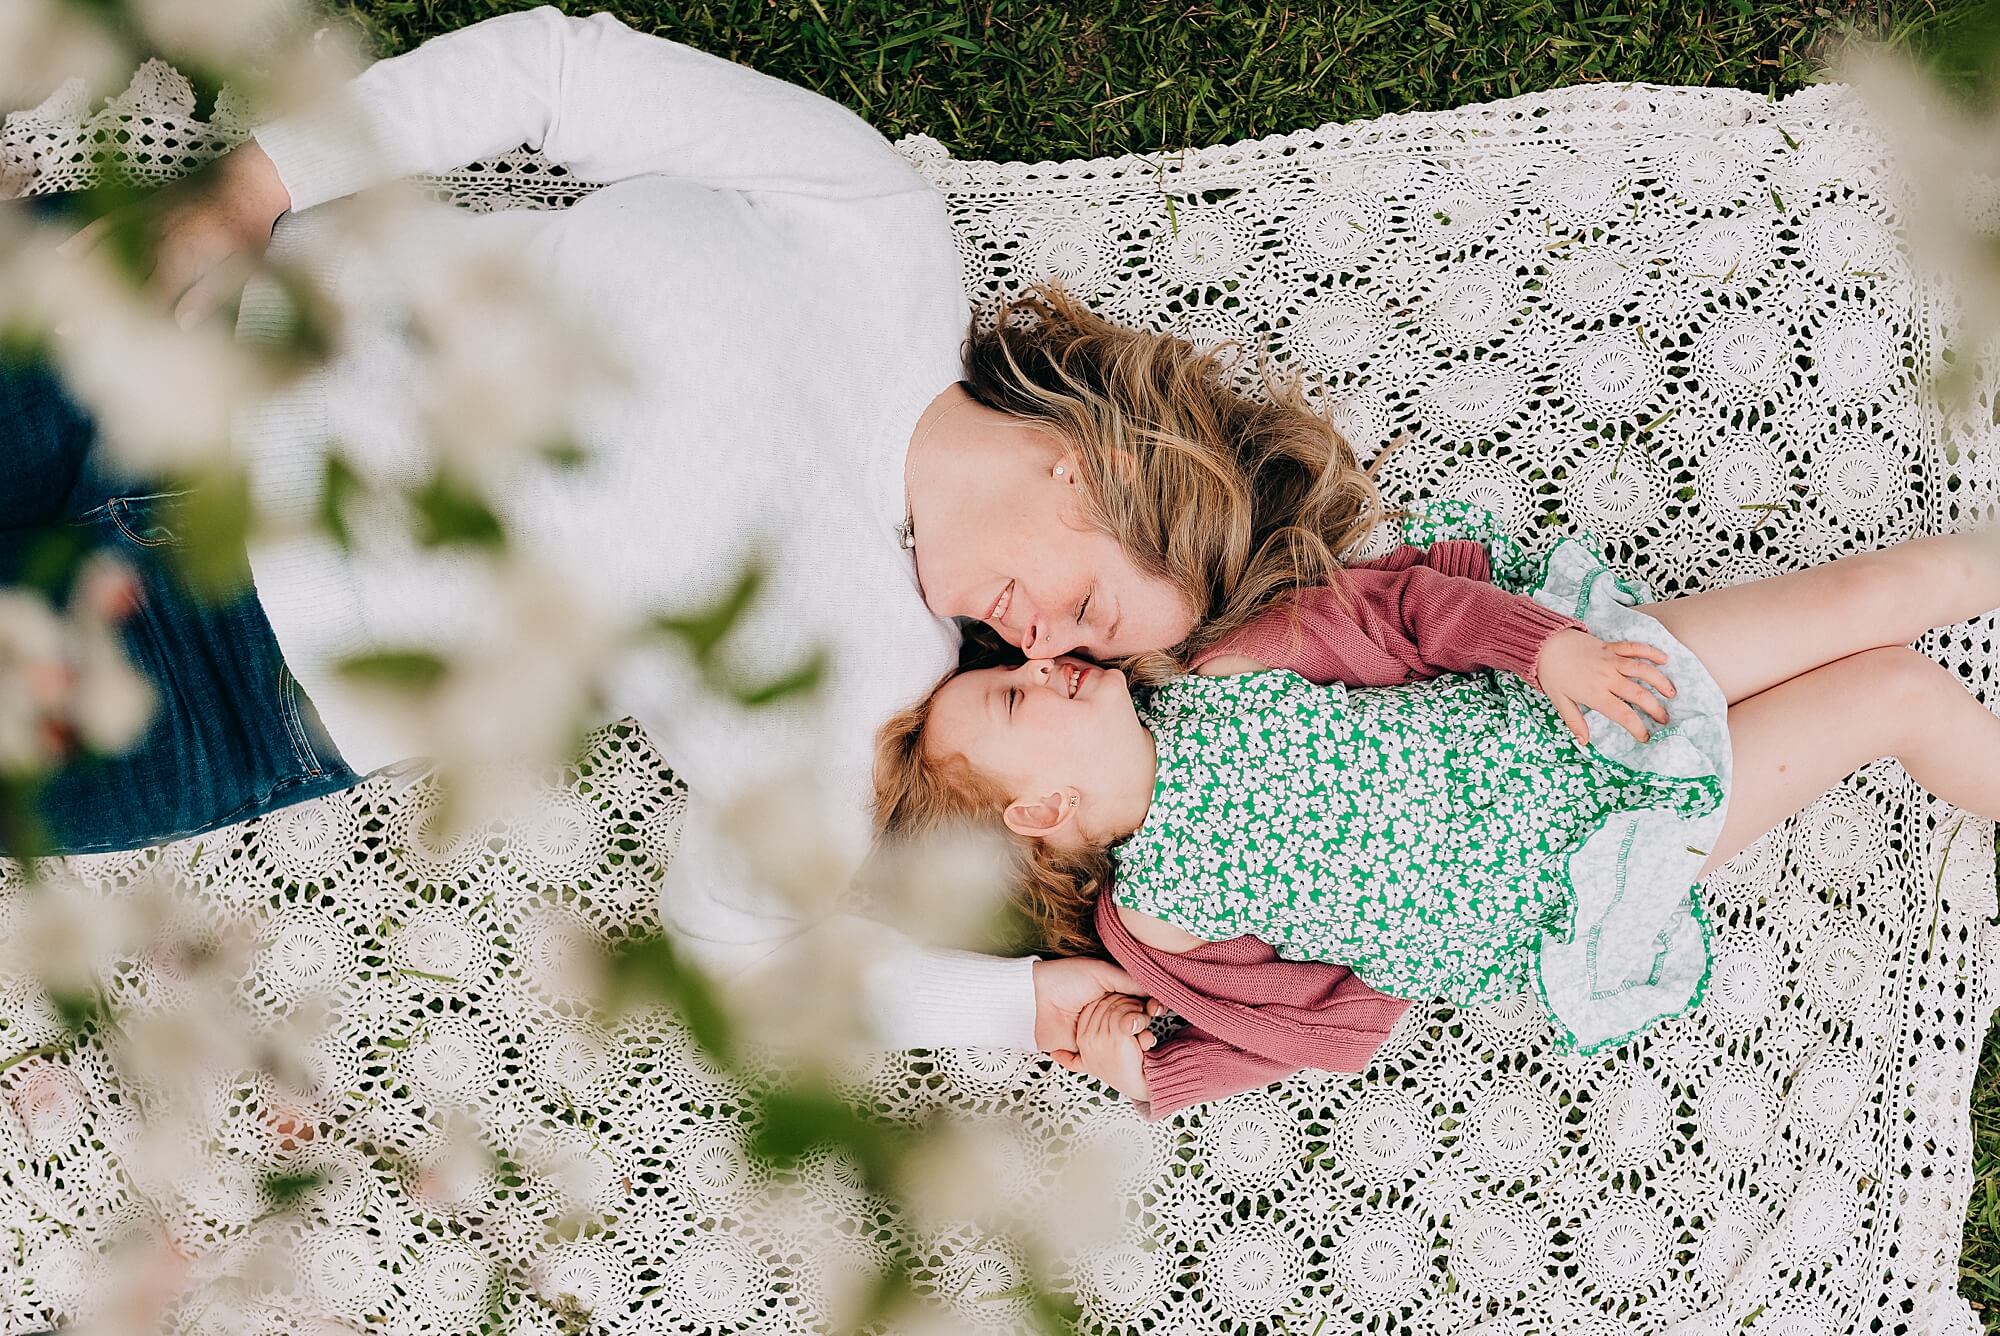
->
[57, 140, 293, 329]
[1051, 993, 1154, 1103]
[1534, 629, 1676, 746]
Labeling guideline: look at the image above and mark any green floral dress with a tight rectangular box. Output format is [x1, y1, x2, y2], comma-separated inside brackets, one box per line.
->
[1111, 499, 1734, 1056]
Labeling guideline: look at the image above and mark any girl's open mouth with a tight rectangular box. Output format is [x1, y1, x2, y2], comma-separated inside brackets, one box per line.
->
[1065, 663, 1089, 698]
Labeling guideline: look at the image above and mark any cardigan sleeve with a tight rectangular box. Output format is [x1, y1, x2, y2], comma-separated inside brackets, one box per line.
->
[1338, 564, 1588, 689]
[254, 6, 930, 212]
[1136, 1031, 1301, 1122]
[1096, 894, 1411, 1116]
[1210, 552, 1587, 691]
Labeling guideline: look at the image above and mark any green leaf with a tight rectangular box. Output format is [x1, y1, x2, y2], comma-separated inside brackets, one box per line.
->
[319, 452, 359, 551]
[605, 933, 735, 1064]
[541, 441, 589, 470]
[13, 527, 90, 605]
[254, 262, 343, 373]
[262, 1168, 326, 1209]
[165, 467, 254, 602]
[651, 564, 766, 661]
[336, 650, 449, 692]
[412, 472, 505, 550]
[749, 1084, 900, 1191]
[728, 649, 829, 708]
[48, 987, 104, 1036]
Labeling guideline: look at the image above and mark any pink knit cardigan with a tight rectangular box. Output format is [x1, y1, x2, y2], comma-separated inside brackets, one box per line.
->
[1106, 537, 1588, 1120]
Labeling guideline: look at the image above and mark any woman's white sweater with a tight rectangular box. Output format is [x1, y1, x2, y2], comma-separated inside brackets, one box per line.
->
[238, 5, 1040, 1050]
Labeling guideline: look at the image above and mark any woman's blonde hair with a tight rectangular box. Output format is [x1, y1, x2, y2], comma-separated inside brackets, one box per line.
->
[872, 676, 1110, 958]
[962, 281, 1410, 682]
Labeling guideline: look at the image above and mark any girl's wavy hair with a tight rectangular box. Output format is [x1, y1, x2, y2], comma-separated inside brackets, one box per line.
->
[871, 666, 1109, 959]
[961, 281, 1411, 682]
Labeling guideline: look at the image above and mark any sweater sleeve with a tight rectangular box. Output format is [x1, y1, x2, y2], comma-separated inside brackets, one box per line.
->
[254, 6, 929, 212]
[1343, 563, 1588, 688]
[1220, 564, 1586, 690]
[1136, 1031, 1301, 1122]
[662, 798, 1043, 1052]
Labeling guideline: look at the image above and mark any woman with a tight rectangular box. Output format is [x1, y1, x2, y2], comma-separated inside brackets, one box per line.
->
[8, 6, 1379, 1064]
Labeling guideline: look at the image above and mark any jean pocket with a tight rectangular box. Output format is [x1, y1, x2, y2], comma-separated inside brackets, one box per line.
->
[103, 492, 188, 549]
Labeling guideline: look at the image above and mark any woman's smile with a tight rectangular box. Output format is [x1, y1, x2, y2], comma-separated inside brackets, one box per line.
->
[986, 580, 1016, 624]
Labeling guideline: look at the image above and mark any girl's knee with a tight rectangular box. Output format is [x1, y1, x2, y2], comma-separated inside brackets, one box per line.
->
[1845, 645, 1950, 716]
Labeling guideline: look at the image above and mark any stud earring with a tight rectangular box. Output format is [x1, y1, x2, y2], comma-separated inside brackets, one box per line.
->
[1066, 795, 1077, 806]
[1053, 465, 1067, 477]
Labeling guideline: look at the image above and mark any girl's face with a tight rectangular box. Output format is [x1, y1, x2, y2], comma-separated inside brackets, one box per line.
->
[924, 655, 1156, 839]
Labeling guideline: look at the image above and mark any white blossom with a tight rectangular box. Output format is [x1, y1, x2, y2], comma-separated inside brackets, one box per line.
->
[717, 770, 856, 915]
[6, 221, 277, 474]
[128, 0, 304, 67]
[0, 556, 153, 776]
[892, 1115, 1036, 1235]
[0, 0, 130, 110]
[332, 192, 631, 484]
[1836, 42, 2000, 400]
[0, 589, 67, 774]
[68, 563, 156, 755]
[859, 822, 1015, 951]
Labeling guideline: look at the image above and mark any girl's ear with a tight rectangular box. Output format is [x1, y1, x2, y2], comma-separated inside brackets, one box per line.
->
[1003, 786, 1082, 839]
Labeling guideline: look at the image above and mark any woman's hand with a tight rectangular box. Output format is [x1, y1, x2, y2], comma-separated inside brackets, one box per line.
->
[57, 140, 293, 329]
[1534, 629, 1676, 745]
[1032, 956, 1162, 1055]
[1051, 992, 1154, 1103]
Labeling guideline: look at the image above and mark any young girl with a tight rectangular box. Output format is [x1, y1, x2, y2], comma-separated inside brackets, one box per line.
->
[874, 500, 2000, 1070]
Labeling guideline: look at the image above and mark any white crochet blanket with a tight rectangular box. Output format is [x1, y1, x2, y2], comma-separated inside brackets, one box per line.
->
[5, 64, 2000, 1336]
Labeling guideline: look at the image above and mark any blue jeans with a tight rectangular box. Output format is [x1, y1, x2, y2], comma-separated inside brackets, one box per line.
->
[1, 194, 359, 854]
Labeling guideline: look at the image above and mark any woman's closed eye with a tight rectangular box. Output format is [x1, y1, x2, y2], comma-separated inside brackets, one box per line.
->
[1006, 688, 1020, 716]
[1074, 588, 1094, 626]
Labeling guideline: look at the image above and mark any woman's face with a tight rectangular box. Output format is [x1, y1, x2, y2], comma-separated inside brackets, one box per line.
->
[913, 450, 1197, 662]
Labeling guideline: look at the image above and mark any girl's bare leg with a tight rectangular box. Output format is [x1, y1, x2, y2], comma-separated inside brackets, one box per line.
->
[1641, 530, 2000, 705]
[1695, 646, 2000, 880]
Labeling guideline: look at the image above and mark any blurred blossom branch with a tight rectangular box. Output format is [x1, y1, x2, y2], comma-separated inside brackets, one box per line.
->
[1835, 16, 2000, 438]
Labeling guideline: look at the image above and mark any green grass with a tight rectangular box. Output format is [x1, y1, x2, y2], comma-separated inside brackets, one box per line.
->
[329, 1, 1990, 161]
[328, 0, 2000, 1323]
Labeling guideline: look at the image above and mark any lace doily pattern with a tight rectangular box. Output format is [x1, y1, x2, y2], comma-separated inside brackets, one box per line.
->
[5, 66, 2000, 1336]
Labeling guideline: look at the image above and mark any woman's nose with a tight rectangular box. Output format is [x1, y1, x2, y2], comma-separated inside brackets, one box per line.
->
[1026, 624, 1074, 659]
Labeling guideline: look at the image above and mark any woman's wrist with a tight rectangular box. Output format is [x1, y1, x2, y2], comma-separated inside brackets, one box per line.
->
[218, 139, 293, 235]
